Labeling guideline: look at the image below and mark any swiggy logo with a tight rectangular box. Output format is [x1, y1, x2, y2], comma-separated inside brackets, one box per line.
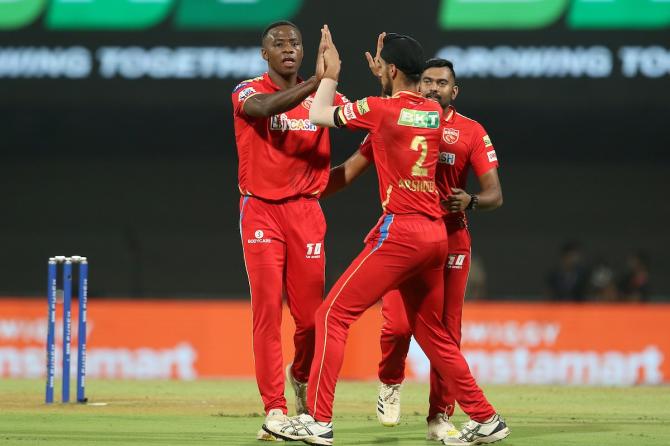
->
[439, 0, 670, 29]
[0, 0, 303, 30]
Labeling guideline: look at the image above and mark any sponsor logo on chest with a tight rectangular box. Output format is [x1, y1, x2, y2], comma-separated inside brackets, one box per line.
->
[270, 113, 317, 132]
[439, 152, 456, 165]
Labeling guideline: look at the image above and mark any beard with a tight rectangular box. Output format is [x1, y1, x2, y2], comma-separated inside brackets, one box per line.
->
[425, 92, 450, 108]
[381, 72, 393, 97]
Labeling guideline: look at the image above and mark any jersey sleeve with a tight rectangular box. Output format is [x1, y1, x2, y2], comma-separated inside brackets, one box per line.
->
[358, 134, 374, 162]
[334, 91, 350, 106]
[469, 123, 499, 177]
[231, 80, 262, 116]
[334, 96, 383, 131]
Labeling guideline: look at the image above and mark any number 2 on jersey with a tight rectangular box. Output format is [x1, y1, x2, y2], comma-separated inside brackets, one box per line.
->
[410, 136, 428, 177]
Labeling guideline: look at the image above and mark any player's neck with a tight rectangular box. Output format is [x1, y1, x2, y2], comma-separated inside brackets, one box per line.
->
[391, 80, 418, 96]
[268, 69, 299, 90]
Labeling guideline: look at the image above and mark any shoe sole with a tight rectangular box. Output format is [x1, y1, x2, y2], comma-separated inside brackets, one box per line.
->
[477, 427, 510, 444]
[262, 425, 333, 446]
[443, 427, 510, 445]
[257, 427, 284, 442]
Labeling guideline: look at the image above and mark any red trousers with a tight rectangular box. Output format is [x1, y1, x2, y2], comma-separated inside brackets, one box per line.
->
[239, 196, 326, 414]
[378, 226, 494, 421]
[307, 213, 486, 422]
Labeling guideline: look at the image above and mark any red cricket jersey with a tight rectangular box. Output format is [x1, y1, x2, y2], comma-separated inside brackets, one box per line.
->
[437, 106, 498, 226]
[360, 105, 498, 226]
[336, 91, 443, 219]
[232, 72, 348, 200]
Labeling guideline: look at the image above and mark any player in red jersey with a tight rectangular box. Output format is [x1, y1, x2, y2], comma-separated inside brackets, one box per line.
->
[232, 21, 347, 441]
[264, 27, 507, 446]
[320, 53, 506, 445]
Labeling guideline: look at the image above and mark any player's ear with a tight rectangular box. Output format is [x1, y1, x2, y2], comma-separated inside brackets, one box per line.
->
[389, 64, 398, 79]
[452, 85, 459, 101]
[261, 47, 269, 61]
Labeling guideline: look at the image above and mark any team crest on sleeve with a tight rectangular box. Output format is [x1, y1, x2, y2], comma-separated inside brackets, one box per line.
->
[356, 98, 370, 115]
[483, 135, 493, 147]
[443, 128, 460, 144]
[238, 87, 257, 101]
[487, 150, 498, 162]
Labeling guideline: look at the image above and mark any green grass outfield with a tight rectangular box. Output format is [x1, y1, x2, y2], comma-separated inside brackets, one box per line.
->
[1, 379, 669, 445]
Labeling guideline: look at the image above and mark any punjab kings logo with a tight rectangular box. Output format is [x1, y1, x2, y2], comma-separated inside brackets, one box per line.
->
[302, 96, 313, 110]
[443, 127, 460, 144]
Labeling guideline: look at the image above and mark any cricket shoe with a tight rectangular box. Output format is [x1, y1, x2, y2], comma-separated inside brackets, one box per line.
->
[442, 414, 510, 445]
[263, 413, 333, 445]
[426, 413, 458, 441]
[376, 383, 401, 426]
[286, 363, 308, 415]
[256, 409, 286, 442]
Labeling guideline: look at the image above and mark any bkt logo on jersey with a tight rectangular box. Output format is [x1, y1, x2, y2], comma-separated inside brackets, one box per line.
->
[306, 243, 322, 259]
[270, 114, 317, 132]
[439, 152, 456, 165]
[447, 254, 467, 269]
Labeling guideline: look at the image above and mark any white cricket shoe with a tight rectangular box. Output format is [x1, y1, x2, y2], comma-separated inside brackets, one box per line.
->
[426, 413, 458, 441]
[256, 409, 286, 442]
[442, 414, 510, 445]
[263, 413, 333, 445]
[376, 383, 402, 426]
[286, 363, 308, 415]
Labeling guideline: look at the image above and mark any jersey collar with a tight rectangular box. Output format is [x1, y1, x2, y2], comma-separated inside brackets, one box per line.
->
[443, 105, 456, 123]
[263, 71, 304, 91]
[392, 90, 423, 99]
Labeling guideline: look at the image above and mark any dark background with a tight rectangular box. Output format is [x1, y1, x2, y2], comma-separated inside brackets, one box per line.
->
[1, 0, 669, 299]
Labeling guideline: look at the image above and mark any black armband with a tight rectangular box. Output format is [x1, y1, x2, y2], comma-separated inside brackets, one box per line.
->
[333, 108, 345, 128]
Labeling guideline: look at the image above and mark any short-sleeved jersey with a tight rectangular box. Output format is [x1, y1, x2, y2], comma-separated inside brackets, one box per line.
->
[359, 105, 499, 227]
[336, 91, 443, 219]
[232, 72, 348, 200]
[437, 106, 498, 227]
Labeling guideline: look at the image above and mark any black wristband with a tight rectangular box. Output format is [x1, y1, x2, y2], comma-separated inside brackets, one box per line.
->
[466, 194, 478, 210]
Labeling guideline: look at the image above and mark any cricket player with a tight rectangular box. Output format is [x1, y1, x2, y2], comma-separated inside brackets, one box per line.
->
[232, 20, 347, 441]
[264, 27, 508, 446]
[323, 54, 504, 441]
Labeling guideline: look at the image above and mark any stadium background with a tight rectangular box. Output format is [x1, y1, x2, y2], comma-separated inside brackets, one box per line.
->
[1, 0, 669, 385]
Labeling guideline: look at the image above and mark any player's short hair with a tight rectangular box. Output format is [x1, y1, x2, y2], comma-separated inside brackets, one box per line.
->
[261, 21, 300, 42]
[423, 58, 456, 81]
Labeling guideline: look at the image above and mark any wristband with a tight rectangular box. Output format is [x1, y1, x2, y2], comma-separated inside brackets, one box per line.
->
[466, 194, 479, 210]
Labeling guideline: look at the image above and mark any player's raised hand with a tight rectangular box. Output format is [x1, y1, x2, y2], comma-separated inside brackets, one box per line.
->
[315, 27, 328, 80]
[445, 187, 472, 212]
[322, 25, 341, 81]
[365, 32, 385, 79]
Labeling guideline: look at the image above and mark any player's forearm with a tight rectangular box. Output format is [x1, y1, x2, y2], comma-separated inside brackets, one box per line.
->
[243, 77, 319, 118]
[321, 164, 347, 198]
[309, 78, 338, 127]
[473, 186, 503, 211]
